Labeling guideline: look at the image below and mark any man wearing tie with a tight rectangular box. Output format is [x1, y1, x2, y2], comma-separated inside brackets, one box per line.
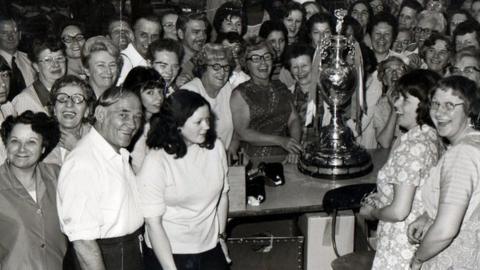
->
[0, 16, 36, 100]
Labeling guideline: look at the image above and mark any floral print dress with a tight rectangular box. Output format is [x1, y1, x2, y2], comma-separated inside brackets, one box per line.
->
[372, 125, 443, 270]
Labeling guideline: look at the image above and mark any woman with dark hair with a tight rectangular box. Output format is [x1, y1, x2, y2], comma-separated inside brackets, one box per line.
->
[421, 33, 452, 76]
[360, 69, 444, 269]
[43, 75, 95, 165]
[123, 66, 166, 172]
[59, 20, 87, 79]
[139, 90, 230, 270]
[307, 12, 333, 49]
[279, 1, 307, 45]
[408, 76, 480, 270]
[348, 0, 374, 47]
[0, 111, 65, 269]
[213, 1, 246, 36]
[259, 20, 294, 86]
[0, 61, 16, 163]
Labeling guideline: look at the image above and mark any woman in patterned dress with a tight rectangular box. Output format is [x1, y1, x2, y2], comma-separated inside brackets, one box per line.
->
[359, 70, 444, 269]
[230, 37, 302, 165]
[408, 76, 480, 270]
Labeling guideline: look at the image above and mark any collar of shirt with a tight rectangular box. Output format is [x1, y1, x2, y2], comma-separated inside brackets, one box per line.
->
[0, 50, 17, 66]
[89, 127, 131, 162]
[122, 43, 147, 66]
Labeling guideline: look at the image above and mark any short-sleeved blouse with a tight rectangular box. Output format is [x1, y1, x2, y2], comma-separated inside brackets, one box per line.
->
[138, 140, 229, 254]
[236, 80, 293, 161]
[421, 130, 480, 270]
[372, 125, 443, 270]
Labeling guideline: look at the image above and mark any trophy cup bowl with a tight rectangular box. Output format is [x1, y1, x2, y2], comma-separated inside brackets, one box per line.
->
[298, 34, 373, 179]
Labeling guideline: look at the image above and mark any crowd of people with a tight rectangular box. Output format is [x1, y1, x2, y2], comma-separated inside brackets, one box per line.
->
[0, 0, 479, 269]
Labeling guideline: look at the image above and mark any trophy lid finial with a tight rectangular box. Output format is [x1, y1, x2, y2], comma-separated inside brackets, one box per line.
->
[334, 9, 347, 34]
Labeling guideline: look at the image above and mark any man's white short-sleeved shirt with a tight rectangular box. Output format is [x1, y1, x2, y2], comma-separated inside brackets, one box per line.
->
[57, 128, 143, 241]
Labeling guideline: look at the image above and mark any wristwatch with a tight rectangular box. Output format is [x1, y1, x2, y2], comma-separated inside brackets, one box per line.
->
[218, 232, 227, 240]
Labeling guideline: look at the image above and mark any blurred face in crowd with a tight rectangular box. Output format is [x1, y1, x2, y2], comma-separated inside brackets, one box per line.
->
[369, 0, 384, 14]
[380, 59, 407, 88]
[34, 49, 66, 86]
[162, 13, 179, 40]
[289, 54, 313, 86]
[54, 84, 89, 130]
[221, 15, 242, 35]
[392, 30, 413, 53]
[283, 10, 303, 40]
[452, 55, 480, 87]
[0, 20, 20, 54]
[141, 86, 163, 116]
[398, 6, 417, 30]
[178, 19, 207, 53]
[351, 3, 369, 30]
[310, 22, 332, 47]
[414, 18, 436, 48]
[133, 18, 161, 58]
[0, 70, 10, 103]
[151, 50, 180, 86]
[61, 25, 85, 59]
[455, 32, 480, 51]
[371, 22, 394, 56]
[266, 31, 286, 60]
[108, 20, 134, 50]
[424, 39, 450, 73]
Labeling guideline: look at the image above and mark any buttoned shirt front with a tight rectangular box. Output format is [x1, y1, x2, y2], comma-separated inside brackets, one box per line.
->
[0, 162, 67, 270]
[57, 128, 143, 241]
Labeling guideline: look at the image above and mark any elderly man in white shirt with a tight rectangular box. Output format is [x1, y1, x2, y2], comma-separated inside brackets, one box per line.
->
[117, 15, 161, 85]
[57, 86, 144, 270]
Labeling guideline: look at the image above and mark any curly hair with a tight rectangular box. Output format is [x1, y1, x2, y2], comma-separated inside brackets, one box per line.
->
[49, 75, 96, 123]
[396, 69, 441, 128]
[1, 111, 60, 161]
[28, 35, 65, 63]
[81, 36, 120, 69]
[146, 90, 216, 158]
[192, 43, 234, 78]
[213, 1, 246, 36]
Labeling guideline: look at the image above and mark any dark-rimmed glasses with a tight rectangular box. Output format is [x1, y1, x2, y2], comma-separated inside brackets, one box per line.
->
[55, 93, 87, 104]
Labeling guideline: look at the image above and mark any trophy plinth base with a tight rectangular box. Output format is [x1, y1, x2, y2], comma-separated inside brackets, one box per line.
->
[298, 138, 373, 180]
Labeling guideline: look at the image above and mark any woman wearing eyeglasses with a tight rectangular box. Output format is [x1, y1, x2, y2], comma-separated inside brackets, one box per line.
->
[43, 75, 95, 165]
[12, 36, 66, 116]
[59, 20, 87, 80]
[407, 76, 480, 270]
[181, 43, 236, 152]
[231, 37, 302, 165]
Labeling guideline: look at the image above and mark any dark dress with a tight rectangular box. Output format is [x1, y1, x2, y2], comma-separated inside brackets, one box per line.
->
[236, 80, 293, 163]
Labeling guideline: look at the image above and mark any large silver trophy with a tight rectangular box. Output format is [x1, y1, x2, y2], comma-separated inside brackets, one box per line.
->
[298, 10, 373, 179]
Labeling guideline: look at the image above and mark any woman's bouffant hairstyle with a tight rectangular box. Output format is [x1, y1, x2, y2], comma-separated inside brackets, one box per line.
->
[1, 111, 60, 161]
[122, 66, 167, 105]
[81, 36, 120, 69]
[396, 69, 441, 128]
[433, 75, 480, 129]
[29, 35, 65, 62]
[147, 90, 216, 158]
[49, 75, 96, 123]
[213, 1, 246, 36]
[259, 20, 288, 59]
[193, 43, 234, 78]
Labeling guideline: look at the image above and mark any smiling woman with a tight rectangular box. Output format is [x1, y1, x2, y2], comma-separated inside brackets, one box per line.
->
[42, 75, 95, 166]
[0, 111, 65, 270]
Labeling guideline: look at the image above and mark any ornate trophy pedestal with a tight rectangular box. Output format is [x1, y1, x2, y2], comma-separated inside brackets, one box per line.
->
[298, 124, 373, 179]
